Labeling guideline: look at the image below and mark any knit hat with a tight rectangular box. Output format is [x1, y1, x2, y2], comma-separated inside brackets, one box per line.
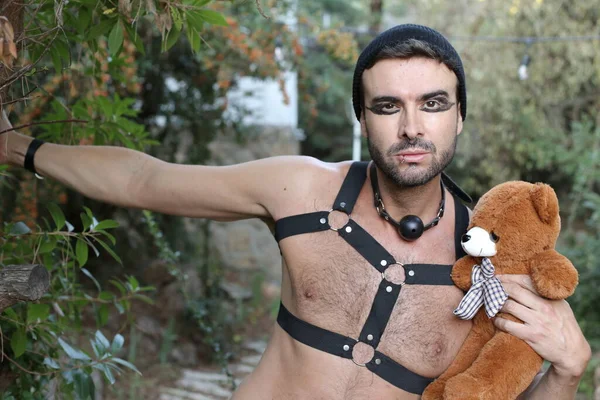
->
[352, 24, 467, 121]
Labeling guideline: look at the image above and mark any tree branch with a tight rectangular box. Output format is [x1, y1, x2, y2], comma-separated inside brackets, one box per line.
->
[0, 118, 88, 135]
[0, 264, 50, 313]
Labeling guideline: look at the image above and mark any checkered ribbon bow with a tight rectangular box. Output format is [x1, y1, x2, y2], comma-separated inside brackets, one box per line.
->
[453, 258, 508, 320]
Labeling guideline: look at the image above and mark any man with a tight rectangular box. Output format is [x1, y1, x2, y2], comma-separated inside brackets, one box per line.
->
[0, 24, 591, 399]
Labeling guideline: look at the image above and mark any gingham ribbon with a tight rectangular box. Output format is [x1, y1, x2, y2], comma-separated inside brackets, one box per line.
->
[453, 258, 508, 320]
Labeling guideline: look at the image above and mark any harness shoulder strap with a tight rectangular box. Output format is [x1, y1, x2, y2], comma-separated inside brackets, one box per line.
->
[453, 195, 470, 259]
[274, 161, 368, 242]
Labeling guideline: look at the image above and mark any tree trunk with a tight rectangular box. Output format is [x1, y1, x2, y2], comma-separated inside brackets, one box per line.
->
[370, 0, 383, 34]
[0, 264, 50, 313]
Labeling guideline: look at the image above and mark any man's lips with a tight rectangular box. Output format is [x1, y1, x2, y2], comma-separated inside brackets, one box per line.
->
[395, 151, 430, 163]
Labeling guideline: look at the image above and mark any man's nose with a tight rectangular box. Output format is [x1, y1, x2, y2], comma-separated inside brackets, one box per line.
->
[400, 107, 422, 139]
[461, 234, 471, 243]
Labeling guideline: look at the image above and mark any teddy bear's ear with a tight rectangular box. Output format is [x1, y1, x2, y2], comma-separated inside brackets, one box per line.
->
[530, 183, 559, 224]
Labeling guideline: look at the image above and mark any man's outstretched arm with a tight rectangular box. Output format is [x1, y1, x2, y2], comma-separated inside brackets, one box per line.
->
[498, 275, 592, 400]
[0, 111, 318, 221]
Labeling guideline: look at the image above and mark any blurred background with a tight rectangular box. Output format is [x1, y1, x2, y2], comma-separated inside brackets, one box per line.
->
[0, 0, 598, 398]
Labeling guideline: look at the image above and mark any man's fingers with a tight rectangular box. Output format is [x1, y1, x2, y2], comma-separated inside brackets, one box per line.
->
[501, 299, 535, 322]
[500, 280, 543, 311]
[494, 317, 529, 340]
[497, 274, 538, 294]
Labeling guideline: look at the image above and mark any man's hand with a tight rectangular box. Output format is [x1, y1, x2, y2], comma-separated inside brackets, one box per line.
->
[495, 274, 591, 381]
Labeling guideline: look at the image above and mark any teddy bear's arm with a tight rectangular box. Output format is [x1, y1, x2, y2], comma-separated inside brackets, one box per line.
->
[529, 250, 578, 299]
[443, 330, 543, 400]
[451, 256, 477, 292]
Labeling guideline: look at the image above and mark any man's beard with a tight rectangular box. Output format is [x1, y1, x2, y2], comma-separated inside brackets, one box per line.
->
[367, 131, 457, 188]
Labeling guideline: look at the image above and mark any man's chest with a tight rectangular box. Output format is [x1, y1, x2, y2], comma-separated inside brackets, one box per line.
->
[278, 205, 472, 377]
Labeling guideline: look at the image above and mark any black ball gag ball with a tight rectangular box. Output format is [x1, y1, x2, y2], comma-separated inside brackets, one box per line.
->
[398, 215, 425, 241]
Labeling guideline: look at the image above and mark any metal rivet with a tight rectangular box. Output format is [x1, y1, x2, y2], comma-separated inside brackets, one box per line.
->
[384, 216, 389, 220]
[340, 202, 346, 208]
[343, 345, 350, 351]
[319, 218, 326, 224]
[375, 358, 381, 365]
[380, 260, 387, 267]
[345, 226, 352, 233]
[367, 334, 373, 341]
[386, 286, 392, 293]
[408, 270, 415, 277]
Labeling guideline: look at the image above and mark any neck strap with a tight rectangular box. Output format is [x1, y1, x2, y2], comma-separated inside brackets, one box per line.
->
[370, 163, 445, 241]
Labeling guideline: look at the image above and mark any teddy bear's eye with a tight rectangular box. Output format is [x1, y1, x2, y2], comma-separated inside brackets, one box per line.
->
[490, 232, 500, 243]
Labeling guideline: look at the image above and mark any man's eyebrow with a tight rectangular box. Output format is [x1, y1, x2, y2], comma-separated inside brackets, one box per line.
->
[369, 91, 451, 105]
[370, 96, 403, 104]
[418, 90, 451, 102]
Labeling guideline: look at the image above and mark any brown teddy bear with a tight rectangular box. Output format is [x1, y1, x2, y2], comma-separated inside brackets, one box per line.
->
[422, 181, 579, 400]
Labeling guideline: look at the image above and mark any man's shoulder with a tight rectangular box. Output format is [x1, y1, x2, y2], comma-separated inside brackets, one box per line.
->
[269, 155, 355, 183]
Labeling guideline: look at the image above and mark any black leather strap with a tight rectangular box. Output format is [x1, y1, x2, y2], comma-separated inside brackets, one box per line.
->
[366, 349, 434, 394]
[277, 302, 434, 395]
[274, 211, 330, 242]
[277, 302, 356, 360]
[332, 161, 368, 213]
[24, 138, 45, 174]
[358, 279, 402, 347]
[453, 196, 470, 259]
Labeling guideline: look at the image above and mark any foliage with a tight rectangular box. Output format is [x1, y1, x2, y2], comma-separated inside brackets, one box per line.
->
[0, 204, 150, 398]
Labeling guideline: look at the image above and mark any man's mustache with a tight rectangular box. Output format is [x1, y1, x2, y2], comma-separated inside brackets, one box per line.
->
[387, 138, 437, 155]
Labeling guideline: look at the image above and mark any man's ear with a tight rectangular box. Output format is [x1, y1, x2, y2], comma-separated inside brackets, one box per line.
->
[456, 103, 463, 136]
[360, 112, 368, 138]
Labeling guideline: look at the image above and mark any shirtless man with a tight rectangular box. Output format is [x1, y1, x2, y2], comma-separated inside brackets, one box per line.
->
[0, 24, 591, 399]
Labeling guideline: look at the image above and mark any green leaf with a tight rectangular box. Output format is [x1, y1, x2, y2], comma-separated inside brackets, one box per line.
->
[123, 23, 145, 55]
[3, 308, 18, 320]
[47, 203, 66, 230]
[76, 238, 89, 267]
[97, 304, 109, 327]
[162, 24, 182, 52]
[112, 357, 141, 375]
[186, 24, 201, 53]
[100, 363, 115, 384]
[58, 337, 92, 361]
[95, 330, 111, 351]
[128, 275, 139, 291]
[27, 303, 50, 324]
[49, 46, 63, 73]
[111, 333, 125, 353]
[196, 9, 228, 26]
[73, 370, 96, 399]
[86, 18, 114, 41]
[43, 357, 61, 370]
[93, 220, 120, 231]
[171, 7, 183, 30]
[96, 237, 122, 264]
[38, 235, 58, 254]
[108, 21, 124, 57]
[11, 328, 27, 358]
[9, 222, 31, 235]
[80, 213, 93, 231]
[81, 268, 101, 292]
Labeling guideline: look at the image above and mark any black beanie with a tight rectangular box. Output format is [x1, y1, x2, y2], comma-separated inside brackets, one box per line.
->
[352, 24, 467, 121]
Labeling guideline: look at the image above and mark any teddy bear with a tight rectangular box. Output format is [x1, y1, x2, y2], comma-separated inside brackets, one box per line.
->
[421, 181, 579, 400]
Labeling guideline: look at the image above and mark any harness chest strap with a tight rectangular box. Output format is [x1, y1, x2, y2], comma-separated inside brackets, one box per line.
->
[274, 161, 470, 394]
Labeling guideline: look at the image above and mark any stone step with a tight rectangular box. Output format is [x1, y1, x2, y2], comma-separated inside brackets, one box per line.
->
[240, 354, 262, 366]
[159, 387, 214, 400]
[176, 378, 233, 398]
[243, 340, 267, 354]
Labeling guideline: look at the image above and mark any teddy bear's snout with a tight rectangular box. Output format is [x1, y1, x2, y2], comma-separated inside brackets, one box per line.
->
[461, 227, 497, 257]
